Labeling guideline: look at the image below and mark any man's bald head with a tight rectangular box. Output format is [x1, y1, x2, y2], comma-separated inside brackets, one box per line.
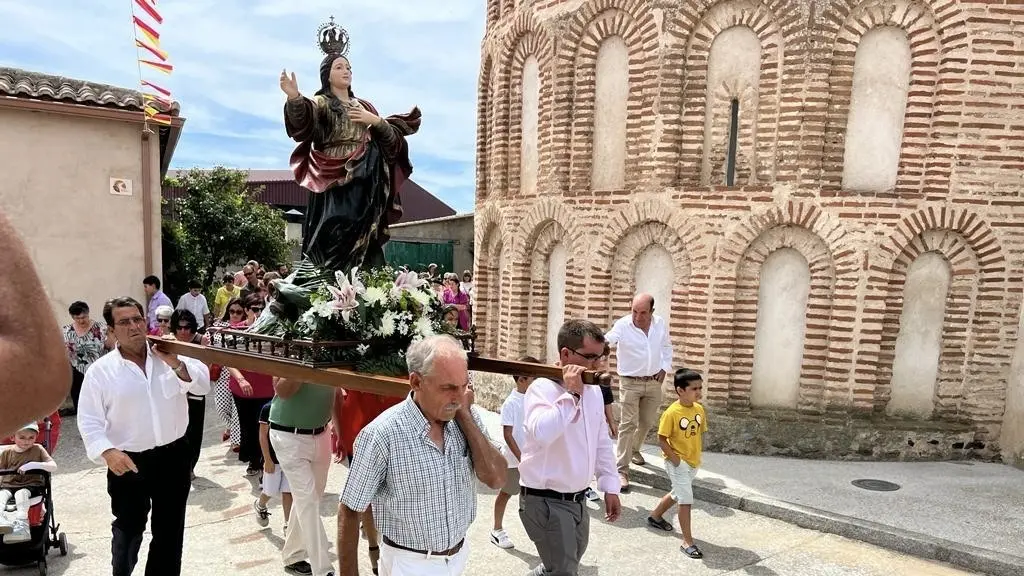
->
[631, 292, 655, 331]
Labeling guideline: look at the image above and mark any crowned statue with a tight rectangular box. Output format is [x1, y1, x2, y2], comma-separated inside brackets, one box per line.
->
[250, 17, 422, 337]
[282, 16, 421, 278]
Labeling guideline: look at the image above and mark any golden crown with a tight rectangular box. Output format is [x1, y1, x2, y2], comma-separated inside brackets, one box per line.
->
[317, 16, 350, 57]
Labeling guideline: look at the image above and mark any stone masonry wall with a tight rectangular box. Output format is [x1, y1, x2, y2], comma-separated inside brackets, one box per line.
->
[474, 0, 1024, 461]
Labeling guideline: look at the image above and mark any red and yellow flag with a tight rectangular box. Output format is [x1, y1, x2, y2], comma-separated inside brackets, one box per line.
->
[132, 0, 174, 124]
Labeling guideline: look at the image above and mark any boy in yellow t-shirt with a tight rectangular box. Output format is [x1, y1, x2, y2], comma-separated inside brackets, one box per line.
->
[646, 368, 707, 559]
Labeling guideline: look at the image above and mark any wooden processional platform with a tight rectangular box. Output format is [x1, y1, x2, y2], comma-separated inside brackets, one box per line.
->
[149, 334, 610, 397]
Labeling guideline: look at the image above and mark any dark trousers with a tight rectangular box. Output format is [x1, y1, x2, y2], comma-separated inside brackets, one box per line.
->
[520, 493, 590, 576]
[107, 436, 191, 576]
[232, 395, 269, 470]
[185, 396, 205, 474]
[70, 367, 85, 411]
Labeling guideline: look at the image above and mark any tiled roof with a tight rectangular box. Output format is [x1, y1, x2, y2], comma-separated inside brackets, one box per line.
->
[167, 169, 295, 182]
[163, 172, 456, 224]
[0, 66, 179, 114]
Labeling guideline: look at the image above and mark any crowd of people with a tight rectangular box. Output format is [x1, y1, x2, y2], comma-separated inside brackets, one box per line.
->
[2, 237, 708, 576]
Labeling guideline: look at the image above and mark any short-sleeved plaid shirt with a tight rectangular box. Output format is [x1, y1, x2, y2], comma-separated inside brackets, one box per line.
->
[340, 393, 491, 552]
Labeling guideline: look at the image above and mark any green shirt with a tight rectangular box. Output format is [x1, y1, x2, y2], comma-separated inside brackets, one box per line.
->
[269, 383, 335, 429]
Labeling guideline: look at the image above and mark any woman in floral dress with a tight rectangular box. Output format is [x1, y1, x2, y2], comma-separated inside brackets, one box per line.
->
[62, 301, 113, 414]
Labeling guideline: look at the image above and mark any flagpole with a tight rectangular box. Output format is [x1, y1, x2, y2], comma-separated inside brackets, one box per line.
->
[129, 0, 151, 133]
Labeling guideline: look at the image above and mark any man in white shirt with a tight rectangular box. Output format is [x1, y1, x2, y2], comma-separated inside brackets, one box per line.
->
[519, 319, 621, 576]
[176, 280, 211, 331]
[605, 293, 673, 492]
[77, 296, 211, 576]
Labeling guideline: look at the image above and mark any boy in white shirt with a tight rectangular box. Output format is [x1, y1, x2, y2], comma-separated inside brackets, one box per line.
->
[490, 356, 538, 550]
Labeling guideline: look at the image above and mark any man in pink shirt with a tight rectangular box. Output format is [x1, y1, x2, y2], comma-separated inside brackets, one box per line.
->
[518, 319, 622, 576]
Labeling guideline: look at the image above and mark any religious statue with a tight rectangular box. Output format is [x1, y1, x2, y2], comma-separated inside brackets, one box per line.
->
[281, 16, 421, 280]
[249, 16, 421, 336]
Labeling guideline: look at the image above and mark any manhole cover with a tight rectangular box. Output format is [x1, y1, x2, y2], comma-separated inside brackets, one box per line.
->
[851, 479, 901, 492]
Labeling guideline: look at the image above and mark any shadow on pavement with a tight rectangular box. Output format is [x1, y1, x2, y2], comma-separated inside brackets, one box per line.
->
[696, 541, 778, 574]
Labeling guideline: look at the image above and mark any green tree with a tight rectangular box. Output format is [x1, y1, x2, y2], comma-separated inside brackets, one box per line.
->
[161, 167, 295, 299]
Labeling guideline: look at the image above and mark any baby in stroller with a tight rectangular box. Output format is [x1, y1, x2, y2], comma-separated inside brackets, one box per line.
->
[0, 423, 57, 543]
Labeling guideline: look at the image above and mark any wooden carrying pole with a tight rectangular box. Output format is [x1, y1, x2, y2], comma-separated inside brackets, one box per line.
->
[149, 337, 610, 398]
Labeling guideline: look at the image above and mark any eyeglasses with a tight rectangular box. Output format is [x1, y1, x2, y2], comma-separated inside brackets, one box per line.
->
[114, 317, 146, 327]
[566, 348, 605, 362]
[249, 306, 264, 313]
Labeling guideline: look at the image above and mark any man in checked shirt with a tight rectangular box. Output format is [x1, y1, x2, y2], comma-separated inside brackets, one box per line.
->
[337, 335, 507, 576]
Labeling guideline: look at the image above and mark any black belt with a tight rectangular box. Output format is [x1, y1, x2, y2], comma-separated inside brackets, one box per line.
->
[521, 486, 588, 502]
[382, 535, 464, 557]
[269, 422, 326, 436]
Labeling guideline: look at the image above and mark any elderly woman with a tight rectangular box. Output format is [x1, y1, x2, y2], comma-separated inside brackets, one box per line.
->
[61, 301, 114, 415]
[149, 305, 174, 336]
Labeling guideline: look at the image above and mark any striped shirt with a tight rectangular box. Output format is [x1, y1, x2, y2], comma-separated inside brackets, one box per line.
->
[340, 393, 490, 552]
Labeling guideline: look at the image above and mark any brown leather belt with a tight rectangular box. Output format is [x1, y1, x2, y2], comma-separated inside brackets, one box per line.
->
[622, 374, 661, 382]
[382, 535, 464, 557]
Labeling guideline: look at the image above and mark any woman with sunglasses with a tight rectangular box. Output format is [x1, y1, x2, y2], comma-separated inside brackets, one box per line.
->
[149, 305, 174, 336]
[209, 298, 247, 453]
[171, 309, 207, 480]
[225, 294, 276, 476]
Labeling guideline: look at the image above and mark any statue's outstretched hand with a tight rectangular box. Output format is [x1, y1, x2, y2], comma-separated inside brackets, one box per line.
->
[280, 69, 300, 99]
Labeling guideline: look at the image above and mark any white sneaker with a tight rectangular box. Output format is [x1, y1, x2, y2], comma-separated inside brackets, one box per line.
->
[490, 528, 514, 549]
[584, 488, 600, 502]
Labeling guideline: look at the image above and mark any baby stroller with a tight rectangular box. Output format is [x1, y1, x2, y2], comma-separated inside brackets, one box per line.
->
[0, 418, 68, 575]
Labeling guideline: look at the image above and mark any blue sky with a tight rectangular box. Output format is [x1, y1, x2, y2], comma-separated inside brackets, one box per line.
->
[0, 0, 484, 213]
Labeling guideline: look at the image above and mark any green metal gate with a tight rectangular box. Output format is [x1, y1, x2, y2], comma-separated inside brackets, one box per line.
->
[384, 240, 454, 275]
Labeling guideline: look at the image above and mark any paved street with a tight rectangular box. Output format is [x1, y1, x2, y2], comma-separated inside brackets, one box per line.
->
[25, 407, 980, 576]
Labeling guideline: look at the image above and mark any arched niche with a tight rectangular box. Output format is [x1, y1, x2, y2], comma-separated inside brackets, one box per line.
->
[841, 26, 912, 192]
[887, 251, 951, 418]
[750, 248, 811, 409]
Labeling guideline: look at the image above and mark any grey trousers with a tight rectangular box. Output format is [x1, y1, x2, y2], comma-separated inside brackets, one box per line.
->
[519, 493, 590, 576]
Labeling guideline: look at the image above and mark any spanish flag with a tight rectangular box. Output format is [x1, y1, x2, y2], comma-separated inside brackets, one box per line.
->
[135, 39, 168, 62]
[140, 60, 173, 74]
[134, 0, 162, 25]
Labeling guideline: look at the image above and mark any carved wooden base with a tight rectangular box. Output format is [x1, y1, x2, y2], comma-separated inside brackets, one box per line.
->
[150, 335, 612, 399]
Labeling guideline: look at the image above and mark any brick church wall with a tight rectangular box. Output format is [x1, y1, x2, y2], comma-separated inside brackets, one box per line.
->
[473, 0, 1024, 461]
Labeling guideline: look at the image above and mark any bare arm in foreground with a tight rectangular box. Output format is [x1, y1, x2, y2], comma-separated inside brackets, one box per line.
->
[0, 212, 71, 436]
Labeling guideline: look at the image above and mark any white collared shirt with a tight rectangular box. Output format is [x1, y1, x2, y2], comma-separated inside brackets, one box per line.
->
[77, 346, 210, 464]
[176, 293, 210, 329]
[605, 314, 674, 377]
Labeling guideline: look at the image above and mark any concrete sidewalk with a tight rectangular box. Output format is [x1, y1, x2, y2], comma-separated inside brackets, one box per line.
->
[625, 444, 1024, 576]
[476, 408, 1024, 576]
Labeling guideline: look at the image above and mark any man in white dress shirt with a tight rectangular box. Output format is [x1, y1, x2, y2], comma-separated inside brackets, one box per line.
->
[604, 293, 673, 492]
[77, 296, 211, 576]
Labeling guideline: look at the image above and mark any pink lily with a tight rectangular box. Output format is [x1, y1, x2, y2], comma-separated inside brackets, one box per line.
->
[392, 270, 426, 299]
[326, 283, 359, 322]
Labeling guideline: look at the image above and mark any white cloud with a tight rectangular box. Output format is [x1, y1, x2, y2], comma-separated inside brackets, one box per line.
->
[0, 0, 485, 212]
